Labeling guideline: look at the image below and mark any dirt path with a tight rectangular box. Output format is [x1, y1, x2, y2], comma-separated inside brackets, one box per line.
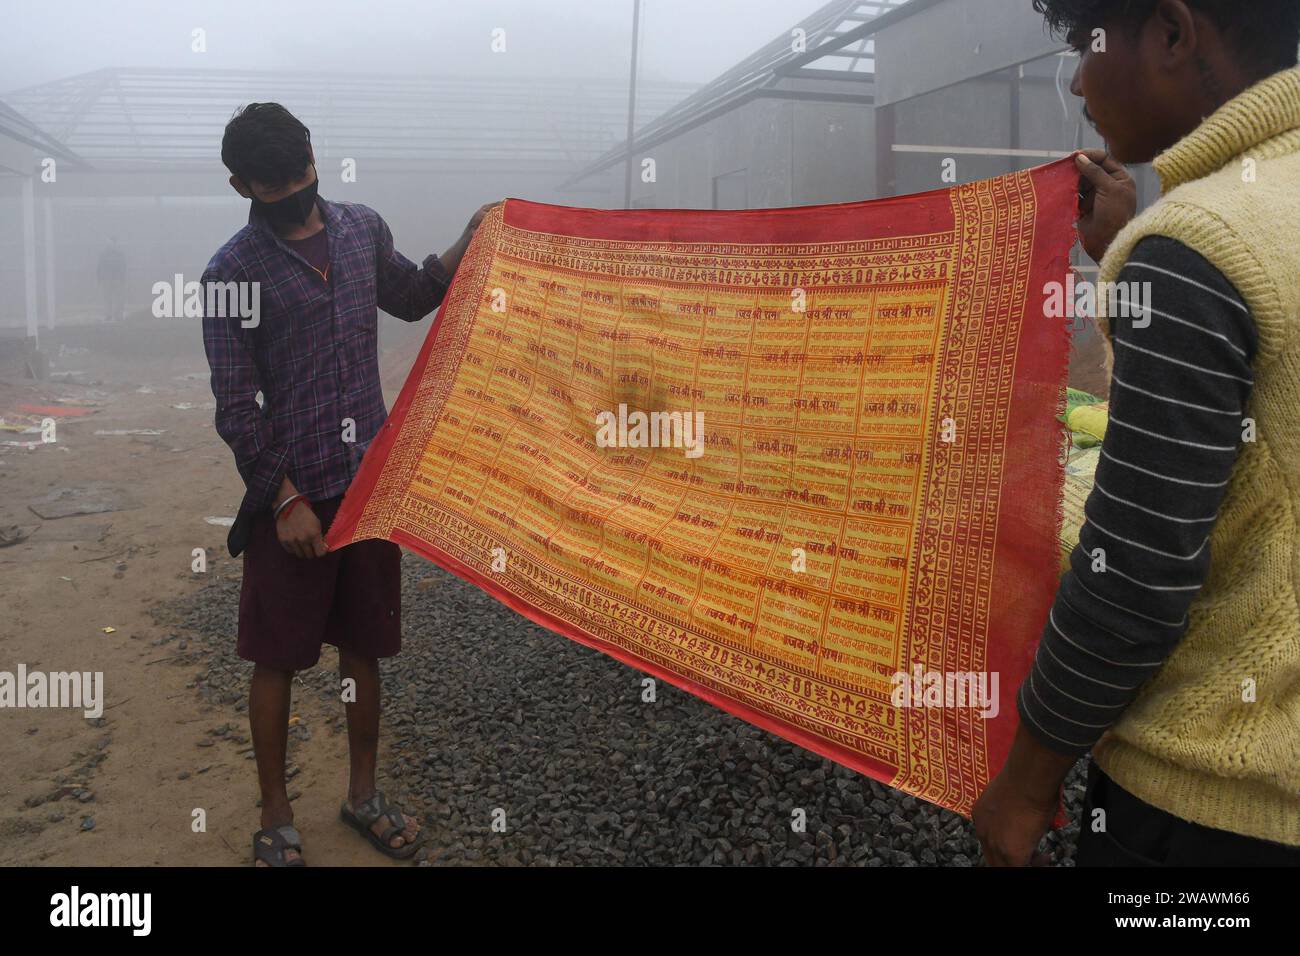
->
[0, 328, 417, 866]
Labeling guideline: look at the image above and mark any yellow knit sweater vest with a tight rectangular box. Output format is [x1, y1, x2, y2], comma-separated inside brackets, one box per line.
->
[1093, 67, 1300, 845]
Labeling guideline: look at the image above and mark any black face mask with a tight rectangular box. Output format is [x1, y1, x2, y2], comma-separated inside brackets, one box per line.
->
[251, 168, 318, 226]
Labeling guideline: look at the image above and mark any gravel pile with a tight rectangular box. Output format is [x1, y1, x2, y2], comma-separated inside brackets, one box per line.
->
[157, 553, 1086, 866]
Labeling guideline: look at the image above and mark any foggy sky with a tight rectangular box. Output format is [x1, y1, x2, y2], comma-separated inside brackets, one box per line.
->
[3, 0, 834, 93]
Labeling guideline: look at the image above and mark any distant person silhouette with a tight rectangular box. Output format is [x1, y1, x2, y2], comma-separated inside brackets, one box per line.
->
[96, 238, 126, 322]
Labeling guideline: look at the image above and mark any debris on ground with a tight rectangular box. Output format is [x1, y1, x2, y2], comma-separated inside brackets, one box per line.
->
[28, 522, 112, 542]
[0, 525, 32, 548]
[28, 484, 136, 519]
[15, 403, 98, 418]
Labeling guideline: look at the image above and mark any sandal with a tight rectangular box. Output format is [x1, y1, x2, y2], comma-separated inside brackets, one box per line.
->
[340, 791, 422, 859]
[252, 824, 305, 867]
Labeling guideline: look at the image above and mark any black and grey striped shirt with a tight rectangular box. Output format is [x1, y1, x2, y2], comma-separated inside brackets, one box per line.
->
[1018, 236, 1258, 756]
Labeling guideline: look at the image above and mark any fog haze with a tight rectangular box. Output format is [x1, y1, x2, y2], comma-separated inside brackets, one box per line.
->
[2, 0, 832, 93]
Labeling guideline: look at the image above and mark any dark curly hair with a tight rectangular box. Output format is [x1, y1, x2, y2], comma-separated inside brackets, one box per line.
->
[1033, 0, 1300, 76]
[220, 102, 312, 189]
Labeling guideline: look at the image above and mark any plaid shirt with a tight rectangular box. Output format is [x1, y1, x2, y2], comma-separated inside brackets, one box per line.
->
[201, 197, 449, 514]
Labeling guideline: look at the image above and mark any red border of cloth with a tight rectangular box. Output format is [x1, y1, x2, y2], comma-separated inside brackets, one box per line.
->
[328, 160, 1078, 813]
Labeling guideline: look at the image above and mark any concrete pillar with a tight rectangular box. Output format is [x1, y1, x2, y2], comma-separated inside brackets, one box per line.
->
[22, 176, 38, 348]
[42, 196, 55, 330]
[874, 103, 896, 200]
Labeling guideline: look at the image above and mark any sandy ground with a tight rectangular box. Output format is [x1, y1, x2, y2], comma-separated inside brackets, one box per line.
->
[0, 320, 421, 866]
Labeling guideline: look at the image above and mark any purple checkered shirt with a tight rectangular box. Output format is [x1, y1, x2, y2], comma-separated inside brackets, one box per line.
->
[201, 197, 449, 514]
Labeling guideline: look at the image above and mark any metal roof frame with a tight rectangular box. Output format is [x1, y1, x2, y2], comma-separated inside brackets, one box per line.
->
[2, 67, 699, 174]
[564, 0, 922, 186]
[0, 98, 83, 172]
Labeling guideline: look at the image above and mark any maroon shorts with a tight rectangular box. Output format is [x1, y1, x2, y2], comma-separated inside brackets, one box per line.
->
[237, 496, 401, 671]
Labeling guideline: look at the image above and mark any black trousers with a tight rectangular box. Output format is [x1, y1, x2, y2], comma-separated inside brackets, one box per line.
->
[1077, 761, 1300, 866]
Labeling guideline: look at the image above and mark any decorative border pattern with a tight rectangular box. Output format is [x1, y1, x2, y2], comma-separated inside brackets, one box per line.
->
[328, 164, 1075, 818]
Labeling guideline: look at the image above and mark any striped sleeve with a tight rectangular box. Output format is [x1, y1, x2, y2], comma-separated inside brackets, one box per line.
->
[1017, 235, 1259, 756]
